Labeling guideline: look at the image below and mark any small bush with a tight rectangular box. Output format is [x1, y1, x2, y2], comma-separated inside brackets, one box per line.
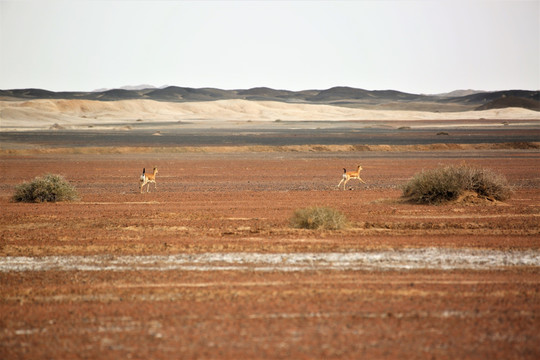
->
[290, 206, 349, 230]
[402, 165, 511, 204]
[13, 174, 79, 203]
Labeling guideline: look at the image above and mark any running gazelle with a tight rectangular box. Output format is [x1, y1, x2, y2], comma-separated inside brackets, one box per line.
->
[140, 167, 158, 193]
[337, 165, 366, 190]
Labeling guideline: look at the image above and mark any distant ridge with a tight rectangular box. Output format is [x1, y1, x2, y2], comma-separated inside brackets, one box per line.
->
[92, 84, 157, 92]
[435, 89, 485, 98]
[1, 86, 538, 111]
[475, 96, 540, 111]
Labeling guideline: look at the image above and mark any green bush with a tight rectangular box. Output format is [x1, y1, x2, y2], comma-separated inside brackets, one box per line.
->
[402, 165, 511, 204]
[290, 206, 349, 230]
[13, 174, 79, 203]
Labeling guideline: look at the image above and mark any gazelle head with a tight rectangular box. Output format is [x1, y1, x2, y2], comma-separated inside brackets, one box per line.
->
[153, 167, 158, 174]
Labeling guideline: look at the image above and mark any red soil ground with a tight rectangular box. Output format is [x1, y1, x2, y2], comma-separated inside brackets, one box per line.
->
[1, 150, 539, 359]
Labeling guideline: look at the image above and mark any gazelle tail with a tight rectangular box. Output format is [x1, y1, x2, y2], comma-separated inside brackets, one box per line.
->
[140, 168, 146, 182]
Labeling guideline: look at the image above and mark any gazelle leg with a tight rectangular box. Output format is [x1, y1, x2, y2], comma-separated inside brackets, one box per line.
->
[337, 179, 345, 188]
[343, 178, 350, 190]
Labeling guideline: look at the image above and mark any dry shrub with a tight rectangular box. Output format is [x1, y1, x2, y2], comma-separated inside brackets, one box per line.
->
[402, 165, 511, 205]
[290, 206, 349, 230]
[13, 174, 79, 203]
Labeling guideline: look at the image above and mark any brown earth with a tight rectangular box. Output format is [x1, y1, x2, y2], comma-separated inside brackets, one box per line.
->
[1, 150, 539, 359]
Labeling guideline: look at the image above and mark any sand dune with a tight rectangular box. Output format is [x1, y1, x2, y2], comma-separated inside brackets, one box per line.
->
[1, 98, 539, 129]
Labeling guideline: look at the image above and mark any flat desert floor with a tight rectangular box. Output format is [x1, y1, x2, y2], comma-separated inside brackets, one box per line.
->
[1, 115, 539, 359]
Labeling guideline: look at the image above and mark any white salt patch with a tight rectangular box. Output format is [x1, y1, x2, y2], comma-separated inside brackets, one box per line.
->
[1, 249, 539, 272]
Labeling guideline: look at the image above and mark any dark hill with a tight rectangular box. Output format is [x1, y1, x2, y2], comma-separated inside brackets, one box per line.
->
[92, 89, 141, 100]
[144, 86, 235, 102]
[144, 86, 192, 101]
[237, 87, 297, 101]
[307, 86, 373, 101]
[6, 88, 58, 99]
[307, 86, 423, 102]
[446, 90, 540, 104]
[475, 96, 540, 111]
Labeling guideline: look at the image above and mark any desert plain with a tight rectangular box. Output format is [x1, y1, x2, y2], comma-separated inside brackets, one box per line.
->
[1, 97, 540, 359]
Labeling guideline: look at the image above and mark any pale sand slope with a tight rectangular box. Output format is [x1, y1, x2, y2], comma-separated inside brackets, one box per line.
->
[1, 99, 539, 129]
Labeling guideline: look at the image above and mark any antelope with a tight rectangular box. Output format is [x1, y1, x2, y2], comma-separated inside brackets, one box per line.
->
[140, 167, 158, 193]
[337, 165, 366, 190]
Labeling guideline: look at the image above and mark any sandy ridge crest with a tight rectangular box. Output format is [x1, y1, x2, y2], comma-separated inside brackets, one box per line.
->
[1, 99, 539, 129]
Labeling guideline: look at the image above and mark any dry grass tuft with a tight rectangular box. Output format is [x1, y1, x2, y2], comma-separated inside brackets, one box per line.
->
[13, 174, 79, 203]
[290, 206, 349, 230]
[402, 165, 512, 205]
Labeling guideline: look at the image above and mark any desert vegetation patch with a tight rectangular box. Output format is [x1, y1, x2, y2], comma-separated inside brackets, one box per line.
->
[401, 165, 512, 205]
[290, 206, 349, 230]
[12, 174, 79, 203]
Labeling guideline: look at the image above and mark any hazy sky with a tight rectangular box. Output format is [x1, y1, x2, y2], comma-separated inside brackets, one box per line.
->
[1, 0, 539, 94]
